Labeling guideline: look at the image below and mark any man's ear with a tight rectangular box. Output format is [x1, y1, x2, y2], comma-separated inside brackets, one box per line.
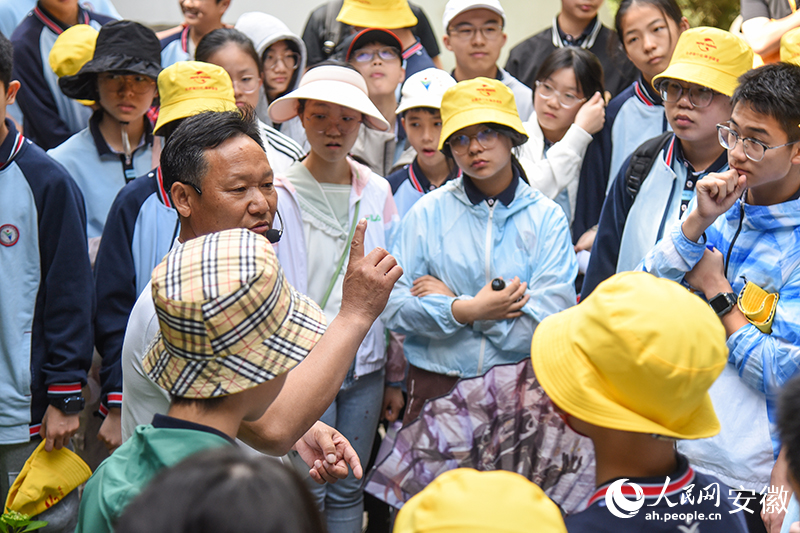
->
[6, 80, 20, 106]
[443, 34, 452, 52]
[171, 182, 194, 218]
[790, 141, 800, 166]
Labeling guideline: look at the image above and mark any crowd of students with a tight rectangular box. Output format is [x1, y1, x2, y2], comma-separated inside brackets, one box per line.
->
[2, 0, 800, 531]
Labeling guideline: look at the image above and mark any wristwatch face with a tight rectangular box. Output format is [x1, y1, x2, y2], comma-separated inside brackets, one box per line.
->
[709, 293, 735, 315]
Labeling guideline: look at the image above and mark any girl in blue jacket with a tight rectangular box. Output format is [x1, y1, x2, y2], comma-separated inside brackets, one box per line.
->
[383, 77, 578, 424]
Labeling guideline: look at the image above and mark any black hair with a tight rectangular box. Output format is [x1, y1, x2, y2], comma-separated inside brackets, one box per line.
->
[534, 47, 605, 102]
[160, 109, 263, 191]
[115, 447, 325, 533]
[732, 63, 800, 143]
[779, 375, 800, 486]
[614, 0, 684, 52]
[0, 32, 12, 89]
[169, 394, 226, 411]
[295, 60, 361, 117]
[401, 107, 440, 119]
[196, 28, 260, 73]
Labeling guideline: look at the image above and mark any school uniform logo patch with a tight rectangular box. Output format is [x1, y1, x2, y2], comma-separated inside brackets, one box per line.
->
[0, 224, 19, 247]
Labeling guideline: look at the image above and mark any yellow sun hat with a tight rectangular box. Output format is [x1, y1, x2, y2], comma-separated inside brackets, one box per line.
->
[781, 27, 800, 66]
[438, 77, 527, 151]
[153, 61, 238, 135]
[652, 27, 754, 97]
[394, 468, 567, 533]
[336, 0, 417, 30]
[531, 271, 727, 440]
[48, 24, 98, 107]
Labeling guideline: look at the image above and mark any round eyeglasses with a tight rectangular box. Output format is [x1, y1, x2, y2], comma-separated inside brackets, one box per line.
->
[303, 112, 362, 135]
[448, 128, 500, 156]
[717, 123, 799, 162]
[351, 47, 400, 64]
[263, 51, 300, 71]
[534, 80, 585, 109]
[98, 73, 156, 95]
[658, 80, 718, 108]
[447, 22, 503, 41]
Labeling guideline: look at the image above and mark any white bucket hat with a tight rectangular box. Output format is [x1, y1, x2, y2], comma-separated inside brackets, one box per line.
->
[442, 0, 505, 30]
[396, 68, 457, 115]
[268, 65, 390, 131]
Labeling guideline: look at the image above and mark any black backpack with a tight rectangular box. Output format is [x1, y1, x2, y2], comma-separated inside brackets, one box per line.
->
[624, 132, 673, 199]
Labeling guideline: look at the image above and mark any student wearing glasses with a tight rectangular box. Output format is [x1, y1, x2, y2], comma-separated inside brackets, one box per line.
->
[515, 47, 606, 226]
[345, 28, 406, 177]
[195, 28, 305, 171]
[582, 28, 753, 297]
[442, 0, 533, 121]
[235, 12, 309, 148]
[267, 61, 401, 533]
[383, 77, 577, 425]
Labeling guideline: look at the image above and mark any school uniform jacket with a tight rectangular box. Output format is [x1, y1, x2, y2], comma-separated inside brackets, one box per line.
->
[11, 4, 112, 150]
[639, 192, 800, 491]
[159, 25, 191, 69]
[0, 119, 93, 444]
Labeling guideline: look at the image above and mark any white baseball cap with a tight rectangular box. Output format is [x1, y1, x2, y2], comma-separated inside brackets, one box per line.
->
[268, 64, 390, 131]
[442, 0, 505, 30]
[396, 68, 457, 115]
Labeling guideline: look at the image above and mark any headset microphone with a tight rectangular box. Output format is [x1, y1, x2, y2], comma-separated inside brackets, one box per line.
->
[266, 209, 284, 243]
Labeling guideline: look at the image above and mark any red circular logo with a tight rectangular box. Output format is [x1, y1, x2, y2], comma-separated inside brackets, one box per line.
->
[0, 224, 19, 247]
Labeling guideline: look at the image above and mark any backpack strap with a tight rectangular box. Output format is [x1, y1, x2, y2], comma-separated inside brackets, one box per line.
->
[624, 132, 674, 199]
[322, 0, 344, 57]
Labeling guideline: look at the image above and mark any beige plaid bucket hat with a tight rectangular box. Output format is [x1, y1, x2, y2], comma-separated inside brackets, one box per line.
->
[143, 228, 327, 399]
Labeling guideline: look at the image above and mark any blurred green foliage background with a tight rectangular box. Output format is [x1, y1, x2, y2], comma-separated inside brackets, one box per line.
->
[607, 0, 741, 30]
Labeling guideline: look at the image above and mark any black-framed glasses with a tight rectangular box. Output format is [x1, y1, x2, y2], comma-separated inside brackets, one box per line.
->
[448, 127, 500, 155]
[263, 51, 300, 71]
[534, 80, 586, 109]
[181, 181, 202, 195]
[98, 73, 156, 94]
[447, 22, 503, 41]
[351, 47, 400, 64]
[717, 123, 799, 162]
[658, 80, 718, 108]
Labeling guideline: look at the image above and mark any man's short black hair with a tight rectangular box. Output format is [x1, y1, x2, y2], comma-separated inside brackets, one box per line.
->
[0, 32, 13, 90]
[732, 63, 800, 143]
[160, 110, 264, 192]
[779, 375, 800, 485]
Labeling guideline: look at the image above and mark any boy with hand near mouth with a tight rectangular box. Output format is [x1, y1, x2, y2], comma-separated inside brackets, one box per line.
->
[640, 60, 800, 525]
[346, 28, 406, 176]
[582, 27, 753, 297]
[386, 68, 458, 217]
[158, 0, 230, 68]
[442, 0, 532, 121]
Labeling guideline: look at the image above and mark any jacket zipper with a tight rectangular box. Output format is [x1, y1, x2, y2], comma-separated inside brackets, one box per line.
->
[477, 201, 496, 376]
[724, 200, 745, 279]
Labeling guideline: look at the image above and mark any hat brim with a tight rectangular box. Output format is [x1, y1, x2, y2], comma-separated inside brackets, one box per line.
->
[59, 54, 161, 100]
[154, 96, 239, 134]
[336, 3, 417, 29]
[530, 307, 721, 440]
[652, 62, 740, 98]
[269, 80, 390, 131]
[143, 277, 326, 399]
[438, 106, 527, 150]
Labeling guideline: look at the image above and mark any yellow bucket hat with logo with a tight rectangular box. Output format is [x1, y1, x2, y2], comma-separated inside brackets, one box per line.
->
[438, 77, 527, 151]
[652, 27, 753, 97]
[336, 0, 417, 30]
[394, 469, 567, 533]
[5, 440, 91, 518]
[153, 61, 239, 135]
[781, 27, 800, 65]
[48, 24, 98, 107]
[531, 272, 727, 440]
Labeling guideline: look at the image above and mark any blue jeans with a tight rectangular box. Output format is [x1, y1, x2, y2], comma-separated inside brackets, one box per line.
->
[307, 367, 384, 533]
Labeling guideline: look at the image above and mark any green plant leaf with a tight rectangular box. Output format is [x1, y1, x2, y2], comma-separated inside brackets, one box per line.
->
[21, 520, 49, 532]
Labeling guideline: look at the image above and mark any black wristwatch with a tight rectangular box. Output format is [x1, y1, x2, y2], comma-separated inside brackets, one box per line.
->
[709, 292, 737, 318]
[49, 395, 85, 415]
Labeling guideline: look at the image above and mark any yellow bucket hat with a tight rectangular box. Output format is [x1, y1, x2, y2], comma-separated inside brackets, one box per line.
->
[143, 228, 327, 399]
[438, 77, 527, 151]
[5, 440, 91, 518]
[394, 469, 567, 533]
[153, 61, 239, 135]
[336, 0, 417, 30]
[531, 272, 727, 440]
[48, 24, 98, 107]
[652, 27, 754, 97]
[781, 27, 800, 65]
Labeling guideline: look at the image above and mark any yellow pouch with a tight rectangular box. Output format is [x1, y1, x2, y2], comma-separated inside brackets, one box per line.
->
[737, 281, 779, 334]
